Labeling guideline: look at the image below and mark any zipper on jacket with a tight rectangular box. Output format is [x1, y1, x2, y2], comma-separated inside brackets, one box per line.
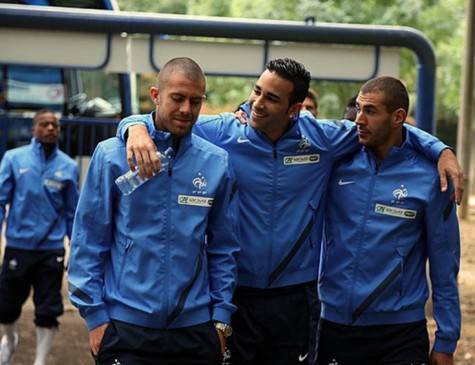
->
[36, 146, 47, 248]
[165, 165, 172, 323]
[168, 159, 173, 177]
[348, 160, 378, 321]
[268, 144, 278, 286]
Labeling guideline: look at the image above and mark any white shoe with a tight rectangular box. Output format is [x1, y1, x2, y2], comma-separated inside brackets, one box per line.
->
[33, 327, 56, 365]
[0, 332, 18, 365]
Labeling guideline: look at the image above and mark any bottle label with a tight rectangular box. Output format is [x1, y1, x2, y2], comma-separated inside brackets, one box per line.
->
[177, 195, 214, 207]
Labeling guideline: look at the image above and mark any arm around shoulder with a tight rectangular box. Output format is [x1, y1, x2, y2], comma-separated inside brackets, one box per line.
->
[425, 181, 460, 355]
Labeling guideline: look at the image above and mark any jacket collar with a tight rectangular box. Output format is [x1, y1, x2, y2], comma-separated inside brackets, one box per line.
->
[246, 117, 299, 145]
[31, 137, 58, 159]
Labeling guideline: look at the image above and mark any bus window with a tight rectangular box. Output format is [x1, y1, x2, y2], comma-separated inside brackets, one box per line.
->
[70, 70, 121, 118]
[4, 66, 65, 114]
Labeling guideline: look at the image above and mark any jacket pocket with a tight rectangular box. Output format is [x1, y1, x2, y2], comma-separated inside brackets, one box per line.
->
[308, 198, 321, 249]
[268, 215, 314, 287]
[351, 250, 403, 324]
[166, 249, 204, 327]
[116, 239, 134, 290]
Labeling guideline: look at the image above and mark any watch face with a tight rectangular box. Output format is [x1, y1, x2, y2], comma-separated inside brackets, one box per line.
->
[215, 322, 233, 337]
[223, 325, 232, 337]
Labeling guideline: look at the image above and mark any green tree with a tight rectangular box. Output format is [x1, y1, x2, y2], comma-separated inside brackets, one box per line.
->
[118, 0, 188, 14]
[118, 0, 465, 142]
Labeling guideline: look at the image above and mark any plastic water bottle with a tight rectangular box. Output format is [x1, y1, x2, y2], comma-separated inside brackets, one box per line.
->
[115, 147, 174, 196]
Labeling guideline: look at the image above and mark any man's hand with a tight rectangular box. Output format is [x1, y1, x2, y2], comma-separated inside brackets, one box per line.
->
[127, 124, 160, 179]
[438, 149, 464, 205]
[89, 322, 109, 356]
[430, 350, 454, 365]
[234, 109, 248, 125]
[216, 328, 226, 355]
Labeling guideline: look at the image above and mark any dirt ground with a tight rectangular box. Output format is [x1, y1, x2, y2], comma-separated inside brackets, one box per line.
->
[3, 210, 475, 364]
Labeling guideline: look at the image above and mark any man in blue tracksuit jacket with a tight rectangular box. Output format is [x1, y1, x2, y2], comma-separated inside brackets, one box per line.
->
[0, 109, 79, 365]
[116, 59, 460, 365]
[318, 77, 460, 365]
[68, 58, 240, 365]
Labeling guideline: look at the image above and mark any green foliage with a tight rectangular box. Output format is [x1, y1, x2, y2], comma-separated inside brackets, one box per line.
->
[118, 0, 187, 14]
[188, 0, 230, 16]
[118, 0, 465, 137]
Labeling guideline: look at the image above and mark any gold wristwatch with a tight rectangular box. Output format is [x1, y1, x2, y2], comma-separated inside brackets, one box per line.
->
[214, 322, 233, 337]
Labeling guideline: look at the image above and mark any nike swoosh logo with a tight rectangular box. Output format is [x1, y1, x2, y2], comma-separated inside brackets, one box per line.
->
[19, 168, 29, 174]
[298, 353, 308, 362]
[338, 179, 354, 186]
[56, 257, 64, 263]
[237, 137, 250, 143]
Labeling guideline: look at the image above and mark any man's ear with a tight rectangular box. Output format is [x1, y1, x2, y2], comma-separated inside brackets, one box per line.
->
[150, 86, 159, 105]
[289, 103, 302, 120]
[392, 108, 406, 128]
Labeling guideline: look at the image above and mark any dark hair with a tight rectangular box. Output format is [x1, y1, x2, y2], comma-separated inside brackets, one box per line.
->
[360, 76, 409, 114]
[343, 95, 358, 121]
[33, 109, 57, 126]
[306, 89, 318, 109]
[157, 57, 206, 88]
[346, 95, 357, 109]
[266, 58, 310, 106]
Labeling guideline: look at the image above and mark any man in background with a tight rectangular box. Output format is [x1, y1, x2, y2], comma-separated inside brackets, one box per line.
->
[302, 89, 319, 117]
[0, 109, 79, 365]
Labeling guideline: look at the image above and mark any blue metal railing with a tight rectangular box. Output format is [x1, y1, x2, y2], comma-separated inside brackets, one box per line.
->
[0, 4, 437, 132]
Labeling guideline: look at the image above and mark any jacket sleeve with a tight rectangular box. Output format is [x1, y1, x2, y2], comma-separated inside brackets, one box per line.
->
[68, 144, 114, 330]
[115, 113, 228, 145]
[405, 124, 449, 161]
[205, 155, 240, 324]
[64, 164, 79, 239]
[194, 114, 231, 144]
[0, 153, 14, 225]
[312, 118, 360, 160]
[425, 181, 461, 353]
[116, 114, 155, 141]
[308, 118, 448, 163]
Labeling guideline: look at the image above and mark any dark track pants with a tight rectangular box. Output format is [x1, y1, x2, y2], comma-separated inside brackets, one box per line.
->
[316, 319, 430, 365]
[228, 281, 320, 365]
[95, 320, 223, 365]
[0, 247, 64, 327]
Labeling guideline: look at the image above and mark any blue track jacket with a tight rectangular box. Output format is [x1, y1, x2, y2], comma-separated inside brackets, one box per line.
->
[320, 128, 460, 353]
[68, 130, 240, 331]
[117, 112, 448, 289]
[0, 138, 78, 250]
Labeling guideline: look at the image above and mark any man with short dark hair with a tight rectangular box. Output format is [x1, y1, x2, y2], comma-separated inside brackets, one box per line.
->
[317, 76, 460, 365]
[116, 58, 462, 365]
[0, 109, 78, 365]
[68, 57, 240, 365]
[343, 95, 358, 121]
[302, 89, 319, 117]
